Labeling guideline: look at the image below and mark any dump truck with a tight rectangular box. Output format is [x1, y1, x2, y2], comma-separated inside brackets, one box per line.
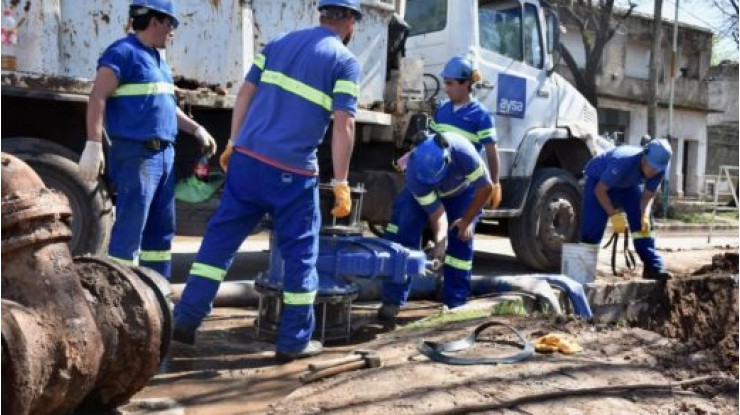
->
[1, 0, 601, 270]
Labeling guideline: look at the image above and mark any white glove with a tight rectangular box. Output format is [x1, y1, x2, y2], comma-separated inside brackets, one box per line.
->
[194, 125, 217, 158]
[78, 140, 104, 183]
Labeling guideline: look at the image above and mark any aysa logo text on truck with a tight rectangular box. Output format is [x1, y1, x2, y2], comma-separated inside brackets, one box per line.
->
[498, 98, 523, 115]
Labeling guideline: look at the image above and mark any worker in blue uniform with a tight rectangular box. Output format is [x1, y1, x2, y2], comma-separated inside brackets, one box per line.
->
[431, 56, 501, 206]
[380, 133, 494, 319]
[173, 0, 362, 362]
[580, 138, 673, 280]
[79, 0, 217, 279]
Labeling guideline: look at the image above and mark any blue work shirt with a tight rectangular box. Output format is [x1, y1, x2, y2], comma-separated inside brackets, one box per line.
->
[431, 99, 496, 152]
[407, 133, 491, 215]
[234, 26, 362, 175]
[98, 34, 178, 142]
[584, 146, 664, 192]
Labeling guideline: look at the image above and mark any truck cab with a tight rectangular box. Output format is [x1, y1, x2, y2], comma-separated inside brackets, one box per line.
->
[403, 0, 602, 270]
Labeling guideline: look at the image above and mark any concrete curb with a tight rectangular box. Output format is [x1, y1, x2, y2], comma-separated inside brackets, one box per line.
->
[604, 221, 739, 233]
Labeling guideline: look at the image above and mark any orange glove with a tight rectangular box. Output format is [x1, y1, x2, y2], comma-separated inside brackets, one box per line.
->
[609, 213, 627, 233]
[490, 182, 502, 209]
[331, 181, 351, 218]
[219, 141, 234, 172]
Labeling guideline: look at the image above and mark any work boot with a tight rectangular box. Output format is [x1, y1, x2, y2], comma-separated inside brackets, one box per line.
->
[643, 269, 673, 281]
[377, 303, 400, 322]
[172, 322, 197, 345]
[275, 340, 323, 363]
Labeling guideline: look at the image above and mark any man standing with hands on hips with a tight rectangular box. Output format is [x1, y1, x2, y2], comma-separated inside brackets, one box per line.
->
[173, 0, 362, 362]
[79, 0, 217, 280]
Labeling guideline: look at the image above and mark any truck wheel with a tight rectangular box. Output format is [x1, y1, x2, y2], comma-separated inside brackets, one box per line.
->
[509, 168, 581, 271]
[2, 137, 113, 256]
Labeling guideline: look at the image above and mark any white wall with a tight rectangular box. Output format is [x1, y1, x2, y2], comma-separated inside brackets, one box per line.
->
[599, 97, 708, 197]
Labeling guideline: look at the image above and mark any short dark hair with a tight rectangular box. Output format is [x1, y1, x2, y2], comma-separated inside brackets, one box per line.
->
[130, 7, 170, 31]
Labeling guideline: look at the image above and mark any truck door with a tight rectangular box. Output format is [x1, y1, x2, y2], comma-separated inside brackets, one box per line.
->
[474, 0, 554, 179]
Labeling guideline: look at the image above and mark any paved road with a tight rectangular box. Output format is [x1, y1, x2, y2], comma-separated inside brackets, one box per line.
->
[170, 230, 738, 284]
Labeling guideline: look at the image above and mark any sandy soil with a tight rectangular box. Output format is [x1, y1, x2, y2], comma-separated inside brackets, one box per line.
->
[114, 248, 739, 415]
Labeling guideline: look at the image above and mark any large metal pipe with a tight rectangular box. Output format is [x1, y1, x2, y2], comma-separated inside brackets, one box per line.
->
[1, 153, 172, 415]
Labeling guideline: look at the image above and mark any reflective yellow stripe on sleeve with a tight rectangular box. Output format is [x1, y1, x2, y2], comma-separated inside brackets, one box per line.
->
[283, 290, 317, 305]
[415, 191, 438, 206]
[477, 128, 495, 139]
[333, 80, 360, 97]
[444, 255, 472, 271]
[190, 262, 227, 282]
[386, 223, 399, 234]
[112, 82, 175, 97]
[254, 53, 266, 70]
[465, 165, 484, 182]
[261, 70, 332, 111]
[140, 250, 172, 262]
[433, 123, 479, 143]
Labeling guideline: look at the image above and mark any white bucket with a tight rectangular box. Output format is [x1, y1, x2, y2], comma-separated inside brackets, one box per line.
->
[561, 243, 599, 284]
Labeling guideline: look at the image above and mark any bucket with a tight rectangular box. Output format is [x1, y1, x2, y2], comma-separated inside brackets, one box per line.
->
[561, 243, 599, 284]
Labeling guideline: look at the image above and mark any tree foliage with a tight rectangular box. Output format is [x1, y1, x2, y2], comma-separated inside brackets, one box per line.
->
[712, 0, 739, 46]
[551, 0, 637, 107]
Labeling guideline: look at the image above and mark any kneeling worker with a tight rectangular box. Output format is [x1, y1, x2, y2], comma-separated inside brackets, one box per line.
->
[380, 132, 493, 320]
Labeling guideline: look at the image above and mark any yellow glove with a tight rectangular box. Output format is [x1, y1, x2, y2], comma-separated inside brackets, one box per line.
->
[641, 214, 651, 233]
[609, 213, 627, 233]
[490, 182, 502, 209]
[219, 142, 234, 172]
[331, 181, 351, 218]
[534, 333, 583, 355]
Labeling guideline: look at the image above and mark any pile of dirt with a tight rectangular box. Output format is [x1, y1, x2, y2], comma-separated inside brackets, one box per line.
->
[692, 252, 739, 275]
[643, 273, 738, 386]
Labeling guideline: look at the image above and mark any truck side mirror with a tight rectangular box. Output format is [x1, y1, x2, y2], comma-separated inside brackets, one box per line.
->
[545, 12, 560, 54]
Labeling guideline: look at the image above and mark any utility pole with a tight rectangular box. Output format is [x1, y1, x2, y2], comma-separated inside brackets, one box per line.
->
[647, 0, 663, 140]
[662, 0, 681, 217]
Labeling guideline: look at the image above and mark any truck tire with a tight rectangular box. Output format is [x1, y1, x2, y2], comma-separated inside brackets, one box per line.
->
[509, 168, 581, 271]
[1, 137, 113, 256]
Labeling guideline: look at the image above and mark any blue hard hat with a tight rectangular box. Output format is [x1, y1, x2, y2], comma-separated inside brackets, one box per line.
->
[318, 0, 363, 20]
[441, 56, 475, 80]
[409, 134, 451, 185]
[131, 0, 179, 28]
[643, 138, 672, 172]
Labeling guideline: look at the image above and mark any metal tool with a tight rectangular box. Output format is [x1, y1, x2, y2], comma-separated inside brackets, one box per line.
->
[300, 352, 381, 384]
[308, 350, 372, 372]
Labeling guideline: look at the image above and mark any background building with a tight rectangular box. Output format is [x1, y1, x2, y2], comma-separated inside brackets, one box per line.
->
[557, 11, 714, 197]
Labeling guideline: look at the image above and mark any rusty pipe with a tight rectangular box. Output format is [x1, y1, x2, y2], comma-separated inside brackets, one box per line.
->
[1, 153, 172, 415]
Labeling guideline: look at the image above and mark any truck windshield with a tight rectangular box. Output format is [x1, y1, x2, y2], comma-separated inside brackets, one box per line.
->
[478, 0, 522, 61]
[406, 0, 448, 36]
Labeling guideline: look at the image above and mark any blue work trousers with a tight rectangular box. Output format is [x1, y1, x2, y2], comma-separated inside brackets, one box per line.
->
[174, 152, 320, 353]
[107, 139, 175, 278]
[580, 177, 664, 273]
[382, 186, 479, 308]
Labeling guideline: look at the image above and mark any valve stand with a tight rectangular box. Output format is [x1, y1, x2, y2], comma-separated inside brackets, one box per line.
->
[255, 182, 429, 343]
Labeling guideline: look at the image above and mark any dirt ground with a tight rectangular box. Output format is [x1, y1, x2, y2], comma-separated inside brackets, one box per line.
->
[116, 247, 739, 415]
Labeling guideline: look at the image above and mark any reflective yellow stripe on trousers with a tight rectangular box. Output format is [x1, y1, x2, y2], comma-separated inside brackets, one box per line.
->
[112, 82, 175, 97]
[190, 262, 227, 282]
[283, 291, 317, 305]
[444, 255, 472, 271]
[140, 250, 172, 262]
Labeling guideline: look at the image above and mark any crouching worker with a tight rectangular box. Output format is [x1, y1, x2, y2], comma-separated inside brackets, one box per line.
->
[379, 132, 493, 321]
[580, 138, 673, 280]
